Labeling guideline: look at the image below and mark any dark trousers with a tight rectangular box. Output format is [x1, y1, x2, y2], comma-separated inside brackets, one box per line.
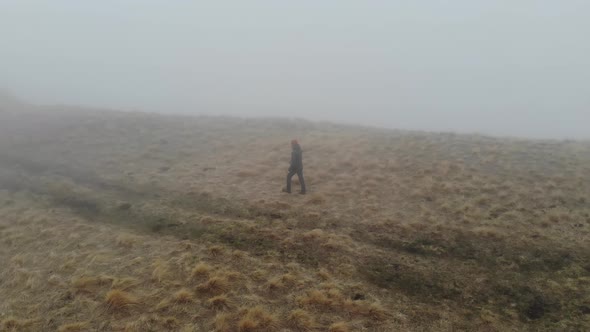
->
[287, 168, 306, 193]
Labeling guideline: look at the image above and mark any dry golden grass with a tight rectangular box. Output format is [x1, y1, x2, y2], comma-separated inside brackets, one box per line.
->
[0, 107, 589, 331]
[1, 317, 33, 331]
[236, 170, 258, 178]
[231, 249, 247, 260]
[307, 193, 326, 205]
[57, 322, 89, 332]
[298, 289, 342, 307]
[287, 309, 316, 331]
[208, 245, 225, 256]
[214, 312, 234, 332]
[71, 275, 112, 293]
[266, 277, 284, 291]
[173, 288, 193, 303]
[328, 322, 349, 332]
[266, 273, 296, 292]
[196, 276, 230, 294]
[317, 269, 331, 281]
[161, 316, 180, 329]
[238, 306, 278, 332]
[191, 262, 212, 279]
[105, 290, 138, 311]
[116, 233, 138, 248]
[151, 259, 170, 283]
[112, 277, 139, 291]
[367, 302, 388, 321]
[207, 294, 231, 310]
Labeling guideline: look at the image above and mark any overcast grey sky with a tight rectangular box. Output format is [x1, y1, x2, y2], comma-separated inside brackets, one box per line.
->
[1, 1, 588, 139]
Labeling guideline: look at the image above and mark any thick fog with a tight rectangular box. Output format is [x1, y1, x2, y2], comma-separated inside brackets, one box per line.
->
[1, 1, 589, 139]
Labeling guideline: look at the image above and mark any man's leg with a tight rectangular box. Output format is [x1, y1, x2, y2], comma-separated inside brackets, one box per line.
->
[297, 169, 306, 194]
[285, 170, 295, 193]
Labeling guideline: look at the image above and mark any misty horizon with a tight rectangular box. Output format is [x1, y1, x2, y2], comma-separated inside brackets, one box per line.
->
[1, 1, 589, 139]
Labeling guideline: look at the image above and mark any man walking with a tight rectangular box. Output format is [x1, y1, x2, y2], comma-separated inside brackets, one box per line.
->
[283, 139, 306, 194]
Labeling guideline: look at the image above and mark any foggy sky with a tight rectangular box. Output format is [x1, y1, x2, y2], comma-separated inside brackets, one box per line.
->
[1, 1, 589, 139]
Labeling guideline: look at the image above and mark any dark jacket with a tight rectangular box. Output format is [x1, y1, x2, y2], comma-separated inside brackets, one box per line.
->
[290, 144, 303, 171]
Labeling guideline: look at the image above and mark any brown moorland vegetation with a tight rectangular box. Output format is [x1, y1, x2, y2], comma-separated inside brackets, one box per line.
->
[0, 101, 589, 331]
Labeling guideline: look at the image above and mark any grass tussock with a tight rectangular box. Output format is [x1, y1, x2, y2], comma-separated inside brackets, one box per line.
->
[191, 262, 212, 279]
[111, 277, 139, 290]
[267, 277, 284, 291]
[328, 321, 349, 332]
[1, 317, 33, 330]
[57, 322, 89, 332]
[173, 289, 193, 303]
[298, 289, 343, 307]
[10, 254, 24, 266]
[197, 276, 230, 294]
[151, 259, 170, 283]
[71, 275, 113, 293]
[214, 312, 234, 332]
[267, 272, 297, 291]
[238, 306, 278, 332]
[105, 289, 138, 311]
[287, 309, 316, 331]
[231, 249, 247, 259]
[208, 245, 225, 256]
[116, 234, 138, 247]
[317, 269, 331, 281]
[307, 194, 326, 205]
[367, 302, 388, 321]
[302, 228, 325, 240]
[161, 316, 180, 329]
[207, 294, 231, 310]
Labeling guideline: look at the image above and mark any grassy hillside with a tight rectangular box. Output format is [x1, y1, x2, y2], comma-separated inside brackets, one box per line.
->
[1, 102, 589, 331]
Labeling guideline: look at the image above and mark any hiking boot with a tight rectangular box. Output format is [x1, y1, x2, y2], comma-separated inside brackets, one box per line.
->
[299, 191, 306, 195]
[282, 188, 291, 194]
